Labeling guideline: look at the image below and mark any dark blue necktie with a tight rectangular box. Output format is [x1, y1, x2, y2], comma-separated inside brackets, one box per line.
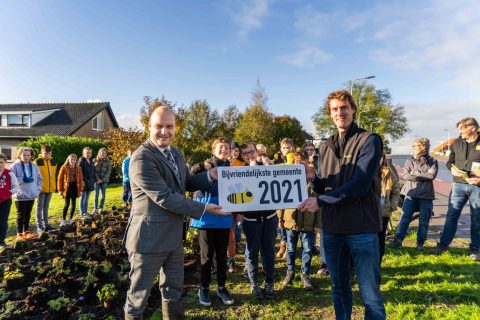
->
[165, 149, 180, 180]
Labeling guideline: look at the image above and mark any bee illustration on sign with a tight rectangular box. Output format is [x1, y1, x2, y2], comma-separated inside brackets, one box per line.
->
[227, 183, 254, 204]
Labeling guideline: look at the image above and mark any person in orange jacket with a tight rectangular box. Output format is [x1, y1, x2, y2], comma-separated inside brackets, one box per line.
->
[57, 154, 84, 226]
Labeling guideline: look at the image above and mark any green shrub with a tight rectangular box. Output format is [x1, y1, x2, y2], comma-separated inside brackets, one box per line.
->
[18, 134, 107, 166]
[17, 134, 124, 182]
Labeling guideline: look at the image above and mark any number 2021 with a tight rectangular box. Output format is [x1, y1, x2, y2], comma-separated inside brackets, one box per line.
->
[258, 179, 302, 204]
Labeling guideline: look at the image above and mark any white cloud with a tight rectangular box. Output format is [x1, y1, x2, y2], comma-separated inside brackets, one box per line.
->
[87, 98, 104, 103]
[293, 5, 331, 38]
[116, 113, 141, 130]
[280, 43, 332, 68]
[389, 99, 479, 154]
[364, 1, 480, 91]
[232, 0, 274, 38]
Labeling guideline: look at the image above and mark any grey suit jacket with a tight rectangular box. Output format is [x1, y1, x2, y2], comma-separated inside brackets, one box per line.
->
[124, 139, 211, 253]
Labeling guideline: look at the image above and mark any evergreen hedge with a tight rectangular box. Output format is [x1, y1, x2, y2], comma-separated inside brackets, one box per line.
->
[15, 134, 124, 181]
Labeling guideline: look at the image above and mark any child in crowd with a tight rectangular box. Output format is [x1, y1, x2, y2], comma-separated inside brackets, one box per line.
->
[229, 141, 245, 167]
[93, 148, 111, 214]
[122, 149, 132, 209]
[0, 153, 19, 249]
[79, 147, 95, 218]
[34, 145, 57, 233]
[255, 144, 273, 165]
[277, 149, 320, 290]
[227, 141, 245, 273]
[240, 141, 277, 300]
[58, 154, 84, 226]
[10, 147, 42, 241]
[276, 138, 295, 259]
[190, 137, 234, 306]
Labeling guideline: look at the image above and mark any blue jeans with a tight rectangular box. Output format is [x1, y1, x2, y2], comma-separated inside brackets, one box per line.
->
[94, 183, 107, 210]
[80, 190, 92, 214]
[279, 227, 287, 242]
[395, 196, 433, 244]
[439, 183, 480, 250]
[286, 229, 315, 274]
[122, 182, 132, 203]
[242, 215, 277, 286]
[35, 192, 52, 230]
[323, 230, 385, 320]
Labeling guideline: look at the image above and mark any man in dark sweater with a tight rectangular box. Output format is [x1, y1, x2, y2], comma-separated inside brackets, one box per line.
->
[436, 117, 480, 261]
[299, 90, 386, 320]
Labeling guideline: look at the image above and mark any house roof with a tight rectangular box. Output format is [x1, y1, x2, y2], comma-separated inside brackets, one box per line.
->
[0, 102, 119, 138]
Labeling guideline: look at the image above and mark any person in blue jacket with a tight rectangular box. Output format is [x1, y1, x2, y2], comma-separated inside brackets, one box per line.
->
[121, 149, 132, 209]
[190, 137, 234, 307]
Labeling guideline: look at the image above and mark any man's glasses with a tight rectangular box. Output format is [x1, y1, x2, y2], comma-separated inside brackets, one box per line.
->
[242, 150, 256, 156]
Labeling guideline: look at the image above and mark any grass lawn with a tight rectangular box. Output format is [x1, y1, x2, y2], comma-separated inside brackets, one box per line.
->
[4, 187, 480, 319]
[4, 183, 124, 242]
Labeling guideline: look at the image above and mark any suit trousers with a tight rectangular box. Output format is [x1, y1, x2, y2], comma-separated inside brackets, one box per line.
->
[124, 247, 184, 318]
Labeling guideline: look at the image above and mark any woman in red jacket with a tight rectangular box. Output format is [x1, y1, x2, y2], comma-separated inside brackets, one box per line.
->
[57, 154, 84, 226]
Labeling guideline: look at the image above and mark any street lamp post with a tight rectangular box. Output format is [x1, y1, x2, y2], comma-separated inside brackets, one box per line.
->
[350, 75, 376, 95]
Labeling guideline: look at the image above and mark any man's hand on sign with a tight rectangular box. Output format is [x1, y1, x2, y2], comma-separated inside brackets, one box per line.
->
[206, 203, 229, 216]
[298, 197, 319, 213]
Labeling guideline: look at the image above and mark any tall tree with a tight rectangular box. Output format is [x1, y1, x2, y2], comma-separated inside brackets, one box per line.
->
[273, 115, 305, 149]
[173, 99, 222, 164]
[234, 80, 275, 151]
[104, 127, 145, 167]
[312, 81, 409, 149]
[215, 105, 242, 140]
[139, 96, 176, 134]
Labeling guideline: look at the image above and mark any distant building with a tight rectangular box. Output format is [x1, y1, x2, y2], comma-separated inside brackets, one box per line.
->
[433, 137, 457, 156]
[0, 102, 119, 161]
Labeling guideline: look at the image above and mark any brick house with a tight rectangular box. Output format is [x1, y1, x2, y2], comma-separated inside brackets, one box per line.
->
[0, 102, 119, 161]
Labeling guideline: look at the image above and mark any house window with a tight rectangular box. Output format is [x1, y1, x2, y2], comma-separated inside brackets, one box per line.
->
[7, 114, 29, 127]
[0, 146, 12, 161]
[92, 112, 104, 131]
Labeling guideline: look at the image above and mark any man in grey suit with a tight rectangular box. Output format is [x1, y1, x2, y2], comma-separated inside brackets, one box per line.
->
[124, 106, 227, 320]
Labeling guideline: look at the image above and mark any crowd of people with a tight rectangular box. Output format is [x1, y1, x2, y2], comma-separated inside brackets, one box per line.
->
[0, 90, 478, 320]
[0, 145, 115, 244]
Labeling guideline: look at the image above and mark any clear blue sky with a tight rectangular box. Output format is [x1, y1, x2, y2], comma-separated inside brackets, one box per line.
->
[1, 0, 478, 153]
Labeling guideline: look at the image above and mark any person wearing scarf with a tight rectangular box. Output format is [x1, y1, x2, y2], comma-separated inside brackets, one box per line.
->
[9, 147, 42, 241]
[390, 138, 438, 250]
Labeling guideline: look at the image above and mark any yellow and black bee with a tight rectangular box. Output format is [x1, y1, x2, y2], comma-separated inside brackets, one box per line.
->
[227, 184, 254, 204]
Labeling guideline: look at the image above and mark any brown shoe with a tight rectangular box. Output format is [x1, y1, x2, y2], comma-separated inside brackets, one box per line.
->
[24, 231, 37, 240]
[16, 233, 26, 241]
[276, 241, 287, 258]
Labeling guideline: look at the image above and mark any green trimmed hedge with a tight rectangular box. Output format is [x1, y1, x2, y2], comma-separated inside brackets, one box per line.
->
[18, 134, 107, 166]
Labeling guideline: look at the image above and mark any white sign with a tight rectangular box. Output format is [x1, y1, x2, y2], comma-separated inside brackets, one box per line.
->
[218, 164, 308, 212]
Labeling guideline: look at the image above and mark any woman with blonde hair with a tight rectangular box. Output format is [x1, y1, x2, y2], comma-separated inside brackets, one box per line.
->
[57, 154, 84, 226]
[378, 152, 400, 261]
[93, 148, 111, 214]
